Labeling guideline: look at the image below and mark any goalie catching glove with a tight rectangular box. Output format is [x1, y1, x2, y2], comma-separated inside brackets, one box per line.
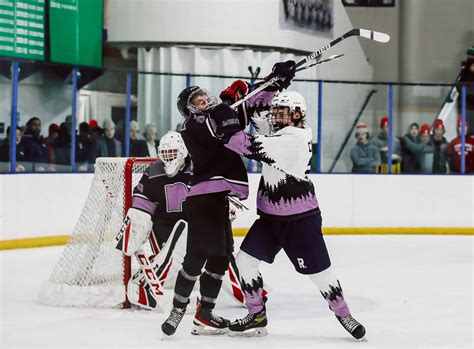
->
[115, 207, 153, 256]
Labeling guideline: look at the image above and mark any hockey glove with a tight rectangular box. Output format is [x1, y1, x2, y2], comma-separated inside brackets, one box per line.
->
[115, 207, 153, 256]
[220, 80, 249, 105]
[265, 60, 296, 92]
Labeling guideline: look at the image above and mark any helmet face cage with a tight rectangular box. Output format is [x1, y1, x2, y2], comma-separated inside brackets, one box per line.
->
[186, 88, 218, 115]
[269, 91, 307, 132]
[158, 131, 189, 177]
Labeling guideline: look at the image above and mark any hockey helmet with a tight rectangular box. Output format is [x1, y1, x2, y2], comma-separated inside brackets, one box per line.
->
[177, 86, 217, 118]
[270, 91, 307, 132]
[158, 131, 189, 177]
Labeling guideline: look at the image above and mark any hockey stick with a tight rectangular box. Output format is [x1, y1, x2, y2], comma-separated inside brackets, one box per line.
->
[230, 28, 390, 109]
[295, 54, 344, 73]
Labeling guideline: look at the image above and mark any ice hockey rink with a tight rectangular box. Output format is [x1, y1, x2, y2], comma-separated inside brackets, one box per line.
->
[1, 235, 472, 348]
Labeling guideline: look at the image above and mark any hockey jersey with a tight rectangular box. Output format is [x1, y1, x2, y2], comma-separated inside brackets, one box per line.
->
[181, 113, 249, 199]
[225, 126, 319, 220]
[132, 159, 192, 244]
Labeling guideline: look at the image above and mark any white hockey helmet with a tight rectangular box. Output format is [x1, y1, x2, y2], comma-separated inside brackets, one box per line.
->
[158, 131, 189, 177]
[270, 91, 307, 131]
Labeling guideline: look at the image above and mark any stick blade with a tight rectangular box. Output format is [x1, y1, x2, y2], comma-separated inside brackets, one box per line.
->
[359, 29, 391, 43]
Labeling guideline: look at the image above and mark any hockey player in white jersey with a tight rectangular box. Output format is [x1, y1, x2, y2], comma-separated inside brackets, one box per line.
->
[221, 91, 366, 339]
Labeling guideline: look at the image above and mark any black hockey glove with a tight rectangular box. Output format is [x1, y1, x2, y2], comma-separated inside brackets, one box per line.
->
[265, 60, 296, 92]
[209, 103, 242, 139]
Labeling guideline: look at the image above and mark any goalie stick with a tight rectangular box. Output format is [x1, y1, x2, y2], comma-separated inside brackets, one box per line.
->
[230, 28, 390, 109]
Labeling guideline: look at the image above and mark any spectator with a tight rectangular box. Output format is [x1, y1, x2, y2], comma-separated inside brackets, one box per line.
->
[370, 115, 402, 166]
[77, 122, 91, 170]
[0, 126, 29, 172]
[350, 123, 380, 173]
[431, 119, 449, 174]
[23, 117, 48, 167]
[134, 123, 159, 157]
[457, 46, 474, 134]
[88, 124, 102, 168]
[43, 123, 60, 169]
[90, 119, 122, 163]
[55, 116, 73, 166]
[399, 122, 421, 173]
[129, 120, 140, 157]
[447, 117, 474, 173]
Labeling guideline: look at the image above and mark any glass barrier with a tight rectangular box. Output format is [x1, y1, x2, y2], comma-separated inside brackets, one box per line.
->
[392, 84, 453, 174]
[16, 61, 74, 172]
[320, 82, 389, 174]
[0, 66, 12, 173]
[0, 58, 471, 175]
[80, 70, 129, 171]
[135, 72, 187, 155]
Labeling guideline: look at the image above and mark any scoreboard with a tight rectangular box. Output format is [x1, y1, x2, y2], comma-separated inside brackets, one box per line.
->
[0, 0, 45, 60]
[0, 0, 102, 67]
[49, 0, 102, 67]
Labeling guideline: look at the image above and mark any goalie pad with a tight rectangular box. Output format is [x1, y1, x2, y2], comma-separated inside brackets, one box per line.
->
[127, 220, 188, 310]
[115, 207, 153, 256]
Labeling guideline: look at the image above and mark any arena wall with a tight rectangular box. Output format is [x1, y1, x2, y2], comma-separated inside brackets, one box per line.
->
[1, 173, 472, 248]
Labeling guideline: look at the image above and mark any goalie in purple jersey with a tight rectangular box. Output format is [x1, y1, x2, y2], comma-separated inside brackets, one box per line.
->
[216, 90, 366, 339]
[115, 131, 193, 310]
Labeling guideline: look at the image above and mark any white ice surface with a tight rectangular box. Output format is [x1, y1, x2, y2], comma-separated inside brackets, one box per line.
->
[1, 236, 473, 348]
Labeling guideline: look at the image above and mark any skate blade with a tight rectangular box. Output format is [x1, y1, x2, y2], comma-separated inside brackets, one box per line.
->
[191, 323, 229, 336]
[228, 327, 268, 337]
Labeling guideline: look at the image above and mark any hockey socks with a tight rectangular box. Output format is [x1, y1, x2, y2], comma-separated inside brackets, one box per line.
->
[235, 250, 265, 314]
[230, 250, 268, 337]
[309, 268, 366, 339]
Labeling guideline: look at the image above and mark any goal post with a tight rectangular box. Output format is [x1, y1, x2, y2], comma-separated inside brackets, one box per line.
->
[38, 157, 157, 308]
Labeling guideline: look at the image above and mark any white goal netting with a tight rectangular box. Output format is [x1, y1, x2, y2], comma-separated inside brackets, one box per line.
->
[38, 158, 156, 308]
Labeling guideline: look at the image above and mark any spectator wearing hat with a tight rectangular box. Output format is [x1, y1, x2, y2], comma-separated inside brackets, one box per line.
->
[370, 115, 402, 166]
[401, 123, 435, 173]
[398, 122, 421, 173]
[350, 123, 380, 173]
[431, 119, 449, 174]
[447, 117, 474, 173]
[457, 46, 474, 134]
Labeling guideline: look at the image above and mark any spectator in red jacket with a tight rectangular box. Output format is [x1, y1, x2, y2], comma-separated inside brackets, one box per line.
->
[447, 117, 474, 173]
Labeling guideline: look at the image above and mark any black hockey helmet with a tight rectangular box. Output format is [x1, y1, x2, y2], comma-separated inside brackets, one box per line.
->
[177, 86, 217, 118]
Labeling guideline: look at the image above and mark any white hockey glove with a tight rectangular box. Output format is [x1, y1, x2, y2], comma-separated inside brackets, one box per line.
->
[115, 207, 153, 256]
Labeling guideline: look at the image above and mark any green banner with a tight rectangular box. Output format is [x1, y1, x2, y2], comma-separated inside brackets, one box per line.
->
[49, 0, 102, 67]
[0, 0, 45, 60]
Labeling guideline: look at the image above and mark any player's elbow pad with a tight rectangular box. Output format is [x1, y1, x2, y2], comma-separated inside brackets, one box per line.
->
[209, 104, 242, 137]
[115, 207, 153, 256]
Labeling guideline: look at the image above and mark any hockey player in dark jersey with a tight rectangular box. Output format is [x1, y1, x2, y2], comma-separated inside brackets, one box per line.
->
[115, 131, 192, 310]
[221, 91, 366, 339]
[161, 60, 297, 336]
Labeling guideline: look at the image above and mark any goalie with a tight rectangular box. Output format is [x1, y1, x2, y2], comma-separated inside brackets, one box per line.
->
[115, 130, 246, 311]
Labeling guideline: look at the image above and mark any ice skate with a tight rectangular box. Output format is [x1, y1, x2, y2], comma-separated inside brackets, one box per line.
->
[336, 313, 366, 339]
[161, 305, 186, 336]
[229, 307, 268, 337]
[191, 299, 230, 335]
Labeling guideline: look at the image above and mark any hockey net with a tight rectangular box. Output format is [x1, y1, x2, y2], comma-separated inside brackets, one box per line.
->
[38, 157, 156, 308]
